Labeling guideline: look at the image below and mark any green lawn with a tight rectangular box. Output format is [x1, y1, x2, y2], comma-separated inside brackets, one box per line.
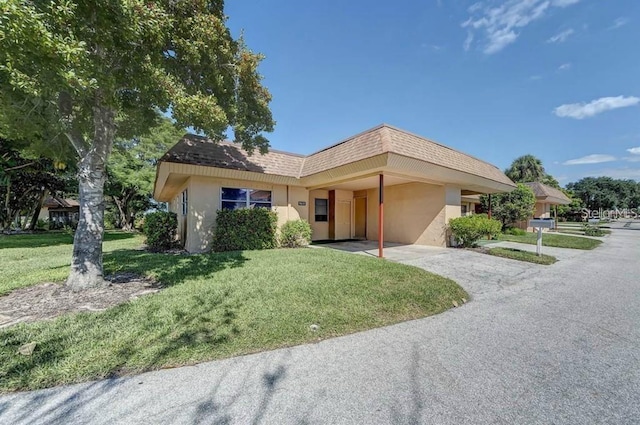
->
[0, 233, 466, 392]
[497, 232, 602, 250]
[0, 231, 144, 296]
[487, 247, 557, 265]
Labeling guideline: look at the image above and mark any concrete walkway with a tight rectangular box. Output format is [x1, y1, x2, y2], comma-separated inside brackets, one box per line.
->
[1, 223, 639, 424]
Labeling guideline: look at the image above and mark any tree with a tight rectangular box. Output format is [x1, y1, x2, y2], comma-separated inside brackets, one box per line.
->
[566, 177, 640, 210]
[106, 116, 184, 230]
[0, 1, 274, 289]
[481, 183, 536, 228]
[505, 154, 546, 183]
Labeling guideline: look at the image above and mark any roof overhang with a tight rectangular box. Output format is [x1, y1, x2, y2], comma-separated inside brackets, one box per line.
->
[155, 152, 516, 202]
[536, 196, 572, 205]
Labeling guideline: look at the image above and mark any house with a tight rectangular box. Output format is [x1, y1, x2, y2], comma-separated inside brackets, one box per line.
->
[460, 194, 482, 216]
[520, 182, 572, 231]
[153, 124, 516, 254]
[38, 197, 80, 228]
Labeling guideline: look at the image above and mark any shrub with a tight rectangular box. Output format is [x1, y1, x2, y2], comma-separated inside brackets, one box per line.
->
[143, 211, 177, 251]
[504, 227, 526, 236]
[280, 219, 312, 248]
[582, 223, 604, 237]
[36, 219, 48, 231]
[449, 215, 502, 248]
[212, 208, 278, 252]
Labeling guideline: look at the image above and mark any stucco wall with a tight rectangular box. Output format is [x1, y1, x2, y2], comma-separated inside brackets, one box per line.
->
[183, 176, 309, 253]
[364, 182, 448, 247]
[309, 189, 329, 240]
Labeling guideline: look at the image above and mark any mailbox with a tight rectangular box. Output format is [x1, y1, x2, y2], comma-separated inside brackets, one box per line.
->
[529, 219, 555, 229]
[528, 219, 555, 256]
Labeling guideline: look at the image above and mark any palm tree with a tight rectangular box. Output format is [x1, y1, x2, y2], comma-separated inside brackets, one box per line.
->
[505, 154, 546, 183]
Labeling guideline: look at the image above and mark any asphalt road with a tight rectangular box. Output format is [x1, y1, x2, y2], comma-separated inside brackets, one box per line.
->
[1, 222, 639, 424]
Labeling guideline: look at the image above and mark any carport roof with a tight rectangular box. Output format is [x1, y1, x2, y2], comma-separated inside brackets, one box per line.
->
[524, 182, 572, 205]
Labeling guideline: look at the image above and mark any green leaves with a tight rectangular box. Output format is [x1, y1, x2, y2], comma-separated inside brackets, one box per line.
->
[0, 0, 274, 152]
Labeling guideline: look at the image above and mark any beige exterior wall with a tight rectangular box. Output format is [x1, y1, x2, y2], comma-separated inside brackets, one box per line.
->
[177, 176, 309, 253]
[364, 182, 448, 247]
[38, 208, 49, 221]
[309, 189, 329, 240]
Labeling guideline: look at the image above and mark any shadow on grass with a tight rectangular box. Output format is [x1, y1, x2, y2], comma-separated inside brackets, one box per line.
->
[0, 231, 137, 249]
[103, 249, 249, 287]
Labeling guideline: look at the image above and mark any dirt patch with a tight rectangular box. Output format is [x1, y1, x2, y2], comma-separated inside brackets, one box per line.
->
[0, 273, 162, 329]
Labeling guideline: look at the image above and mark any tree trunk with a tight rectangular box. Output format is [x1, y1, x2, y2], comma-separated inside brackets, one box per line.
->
[66, 104, 116, 291]
[28, 189, 48, 230]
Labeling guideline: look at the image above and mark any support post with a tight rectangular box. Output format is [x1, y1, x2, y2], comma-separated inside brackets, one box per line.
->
[554, 205, 558, 231]
[378, 173, 384, 258]
[488, 194, 492, 219]
[537, 227, 542, 256]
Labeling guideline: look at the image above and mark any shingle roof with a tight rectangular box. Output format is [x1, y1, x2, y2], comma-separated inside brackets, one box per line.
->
[43, 197, 79, 208]
[159, 125, 514, 186]
[524, 182, 572, 205]
[160, 135, 304, 178]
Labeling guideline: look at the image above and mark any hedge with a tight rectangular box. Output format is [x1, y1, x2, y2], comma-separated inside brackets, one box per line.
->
[212, 208, 278, 252]
[143, 211, 177, 251]
[449, 214, 502, 248]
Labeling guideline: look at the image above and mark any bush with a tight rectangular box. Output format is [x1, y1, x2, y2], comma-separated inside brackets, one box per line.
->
[212, 208, 278, 252]
[582, 223, 605, 237]
[143, 211, 177, 251]
[449, 214, 502, 248]
[280, 219, 312, 248]
[504, 227, 526, 236]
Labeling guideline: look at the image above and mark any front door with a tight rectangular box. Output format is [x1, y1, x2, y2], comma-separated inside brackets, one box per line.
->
[354, 197, 366, 239]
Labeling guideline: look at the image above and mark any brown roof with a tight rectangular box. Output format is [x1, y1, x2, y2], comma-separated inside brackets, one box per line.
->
[524, 182, 572, 205]
[160, 125, 514, 186]
[160, 135, 304, 178]
[43, 197, 79, 209]
[301, 125, 513, 185]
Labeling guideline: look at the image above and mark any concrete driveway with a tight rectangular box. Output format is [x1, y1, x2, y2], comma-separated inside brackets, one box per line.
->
[1, 223, 639, 424]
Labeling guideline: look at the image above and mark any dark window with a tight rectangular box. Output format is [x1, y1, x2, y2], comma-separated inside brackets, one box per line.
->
[181, 190, 188, 216]
[221, 188, 272, 210]
[315, 198, 328, 222]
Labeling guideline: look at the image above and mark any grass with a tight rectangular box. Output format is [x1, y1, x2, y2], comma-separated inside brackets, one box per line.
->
[557, 229, 611, 236]
[487, 247, 557, 265]
[0, 231, 144, 296]
[0, 234, 467, 392]
[496, 232, 602, 250]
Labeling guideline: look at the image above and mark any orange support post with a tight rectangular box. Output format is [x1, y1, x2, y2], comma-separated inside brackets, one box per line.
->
[378, 173, 384, 258]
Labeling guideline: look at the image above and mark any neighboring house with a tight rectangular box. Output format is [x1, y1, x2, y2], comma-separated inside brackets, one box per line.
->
[38, 197, 80, 228]
[460, 194, 482, 216]
[153, 124, 516, 254]
[520, 182, 572, 231]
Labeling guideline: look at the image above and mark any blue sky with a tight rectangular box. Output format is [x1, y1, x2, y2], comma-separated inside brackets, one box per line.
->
[225, 0, 640, 185]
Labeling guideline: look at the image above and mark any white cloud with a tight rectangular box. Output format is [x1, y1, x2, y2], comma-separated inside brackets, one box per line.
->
[627, 147, 640, 155]
[609, 17, 629, 30]
[623, 157, 640, 163]
[551, 0, 580, 6]
[563, 154, 617, 165]
[558, 62, 571, 71]
[547, 28, 574, 43]
[554, 96, 640, 119]
[529, 75, 543, 81]
[462, 0, 581, 54]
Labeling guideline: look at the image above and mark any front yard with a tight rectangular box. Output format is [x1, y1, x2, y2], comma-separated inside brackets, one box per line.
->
[0, 232, 466, 392]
